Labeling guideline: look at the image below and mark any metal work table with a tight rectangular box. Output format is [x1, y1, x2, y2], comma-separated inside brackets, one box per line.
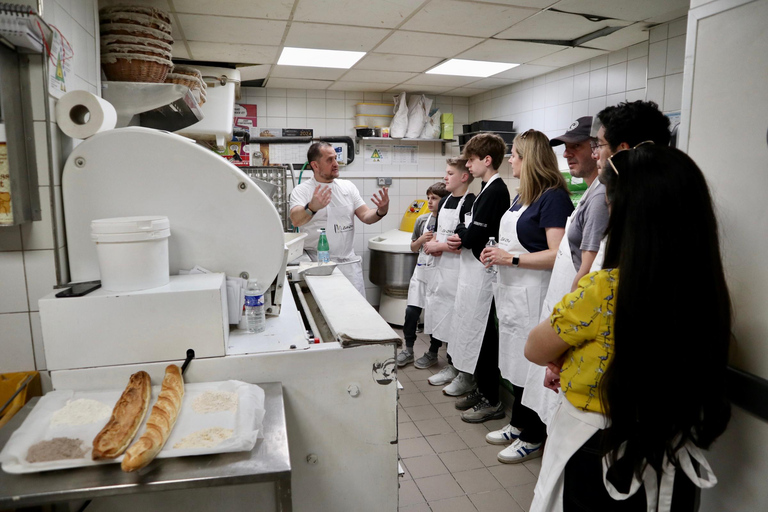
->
[0, 382, 291, 510]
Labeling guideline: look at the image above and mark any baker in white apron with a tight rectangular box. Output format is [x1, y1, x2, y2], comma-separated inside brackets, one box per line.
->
[424, 195, 466, 342]
[406, 213, 433, 309]
[325, 201, 365, 296]
[447, 173, 501, 374]
[531, 399, 717, 512]
[494, 198, 551, 388]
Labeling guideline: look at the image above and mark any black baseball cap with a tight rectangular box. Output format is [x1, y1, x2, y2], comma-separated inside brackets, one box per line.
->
[550, 116, 593, 146]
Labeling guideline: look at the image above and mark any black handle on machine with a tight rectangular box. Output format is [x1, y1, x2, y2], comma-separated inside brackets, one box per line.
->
[181, 349, 195, 375]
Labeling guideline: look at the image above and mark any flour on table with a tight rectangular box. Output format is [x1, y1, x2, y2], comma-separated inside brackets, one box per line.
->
[50, 399, 112, 426]
[173, 427, 234, 449]
[192, 391, 238, 413]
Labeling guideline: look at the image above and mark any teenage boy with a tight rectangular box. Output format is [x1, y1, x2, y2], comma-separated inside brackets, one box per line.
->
[418, 158, 475, 379]
[397, 182, 449, 367]
[445, 133, 510, 423]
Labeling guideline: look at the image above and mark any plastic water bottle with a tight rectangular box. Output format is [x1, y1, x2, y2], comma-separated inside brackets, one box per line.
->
[244, 279, 266, 333]
[317, 228, 330, 264]
[486, 237, 498, 274]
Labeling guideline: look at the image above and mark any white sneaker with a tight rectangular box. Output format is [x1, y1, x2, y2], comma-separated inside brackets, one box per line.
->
[485, 424, 522, 445]
[442, 372, 477, 396]
[428, 364, 459, 386]
[497, 439, 543, 464]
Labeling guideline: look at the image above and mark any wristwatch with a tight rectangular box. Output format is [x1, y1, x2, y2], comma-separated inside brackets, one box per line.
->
[512, 253, 520, 267]
[305, 202, 316, 216]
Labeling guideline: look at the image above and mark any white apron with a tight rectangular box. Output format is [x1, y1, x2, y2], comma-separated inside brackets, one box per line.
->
[326, 202, 366, 296]
[424, 195, 466, 341]
[531, 399, 718, 512]
[447, 175, 501, 373]
[493, 199, 552, 386]
[406, 213, 433, 308]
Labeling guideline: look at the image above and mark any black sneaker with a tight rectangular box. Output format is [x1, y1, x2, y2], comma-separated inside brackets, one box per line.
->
[455, 389, 483, 411]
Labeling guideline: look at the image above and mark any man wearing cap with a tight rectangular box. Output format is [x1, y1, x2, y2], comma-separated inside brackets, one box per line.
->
[518, 116, 609, 427]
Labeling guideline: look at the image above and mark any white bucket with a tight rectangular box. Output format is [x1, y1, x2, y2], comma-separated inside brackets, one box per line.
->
[91, 216, 171, 292]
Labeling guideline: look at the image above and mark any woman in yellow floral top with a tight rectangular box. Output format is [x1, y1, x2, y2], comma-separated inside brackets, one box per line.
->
[524, 145, 732, 511]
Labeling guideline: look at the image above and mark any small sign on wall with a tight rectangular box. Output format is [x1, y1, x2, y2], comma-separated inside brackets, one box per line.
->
[47, 29, 73, 99]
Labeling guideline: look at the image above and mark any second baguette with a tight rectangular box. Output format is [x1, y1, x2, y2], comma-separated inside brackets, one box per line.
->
[121, 365, 184, 472]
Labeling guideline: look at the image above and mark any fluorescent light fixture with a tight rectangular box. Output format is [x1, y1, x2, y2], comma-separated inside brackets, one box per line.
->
[277, 47, 365, 69]
[426, 59, 519, 78]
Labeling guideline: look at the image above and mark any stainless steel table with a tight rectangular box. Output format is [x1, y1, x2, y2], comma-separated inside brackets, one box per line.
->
[0, 382, 291, 511]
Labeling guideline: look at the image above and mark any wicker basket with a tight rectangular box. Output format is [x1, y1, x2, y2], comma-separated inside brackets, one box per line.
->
[171, 65, 203, 82]
[100, 11, 172, 34]
[101, 52, 172, 83]
[101, 34, 172, 53]
[100, 43, 172, 61]
[100, 23, 173, 45]
[99, 5, 172, 25]
[165, 72, 204, 104]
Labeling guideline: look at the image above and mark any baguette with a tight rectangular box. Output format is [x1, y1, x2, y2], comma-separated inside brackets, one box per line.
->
[92, 371, 152, 460]
[121, 365, 184, 472]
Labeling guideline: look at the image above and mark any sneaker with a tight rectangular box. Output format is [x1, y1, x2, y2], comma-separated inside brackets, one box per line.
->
[428, 364, 459, 386]
[396, 349, 414, 367]
[461, 399, 505, 423]
[414, 351, 438, 369]
[455, 389, 483, 411]
[497, 439, 543, 464]
[486, 424, 522, 445]
[442, 372, 477, 396]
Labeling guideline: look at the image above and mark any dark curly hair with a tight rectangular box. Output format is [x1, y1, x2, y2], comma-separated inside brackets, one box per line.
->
[597, 101, 671, 150]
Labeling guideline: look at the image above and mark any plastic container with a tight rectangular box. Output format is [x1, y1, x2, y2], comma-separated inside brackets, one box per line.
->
[356, 102, 394, 116]
[355, 114, 393, 128]
[91, 216, 171, 292]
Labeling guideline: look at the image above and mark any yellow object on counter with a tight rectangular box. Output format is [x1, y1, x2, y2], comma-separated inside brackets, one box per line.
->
[399, 199, 430, 232]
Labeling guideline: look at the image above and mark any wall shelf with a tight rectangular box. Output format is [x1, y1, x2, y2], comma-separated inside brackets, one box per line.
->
[355, 137, 455, 156]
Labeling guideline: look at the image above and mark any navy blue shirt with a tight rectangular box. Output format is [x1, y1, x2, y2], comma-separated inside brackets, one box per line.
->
[510, 188, 574, 253]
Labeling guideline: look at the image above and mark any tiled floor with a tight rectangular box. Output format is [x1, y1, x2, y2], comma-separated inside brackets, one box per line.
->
[396, 329, 541, 512]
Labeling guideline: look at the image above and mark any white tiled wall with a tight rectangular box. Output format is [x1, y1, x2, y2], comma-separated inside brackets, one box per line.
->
[0, 0, 100, 374]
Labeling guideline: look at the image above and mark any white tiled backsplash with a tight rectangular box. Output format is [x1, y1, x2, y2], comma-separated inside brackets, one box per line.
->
[0, 15, 687, 373]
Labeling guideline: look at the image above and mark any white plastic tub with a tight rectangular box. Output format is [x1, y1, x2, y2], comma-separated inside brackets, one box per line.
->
[91, 216, 171, 292]
[356, 103, 394, 116]
[355, 113, 393, 128]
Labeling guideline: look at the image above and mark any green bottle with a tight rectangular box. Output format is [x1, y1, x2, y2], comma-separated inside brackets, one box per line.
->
[318, 228, 330, 264]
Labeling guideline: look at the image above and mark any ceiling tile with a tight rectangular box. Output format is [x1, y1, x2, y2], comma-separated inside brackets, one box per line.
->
[401, 0, 536, 37]
[526, 46, 606, 67]
[187, 42, 278, 64]
[645, 7, 689, 24]
[293, 0, 424, 29]
[386, 84, 455, 95]
[492, 63, 559, 79]
[171, 0, 294, 19]
[171, 44, 191, 60]
[99, 0, 171, 10]
[479, 0, 559, 6]
[267, 78, 332, 89]
[271, 66, 347, 80]
[495, 9, 631, 40]
[375, 31, 483, 58]
[403, 74, 480, 88]
[328, 81, 399, 91]
[284, 22, 391, 52]
[444, 87, 486, 97]
[353, 53, 443, 72]
[341, 69, 417, 83]
[176, 14, 287, 45]
[584, 23, 650, 51]
[551, 0, 689, 22]
[457, 40, 564, 63]
[467, 77, 520, 89]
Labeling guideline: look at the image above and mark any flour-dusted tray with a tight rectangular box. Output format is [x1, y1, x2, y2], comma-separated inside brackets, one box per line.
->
[0, 380, 264, 474]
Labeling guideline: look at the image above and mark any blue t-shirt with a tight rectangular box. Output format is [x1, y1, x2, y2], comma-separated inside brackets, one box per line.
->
[510, 188, 574, 253]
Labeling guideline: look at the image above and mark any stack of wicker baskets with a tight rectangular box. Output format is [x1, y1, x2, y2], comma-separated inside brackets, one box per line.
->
[100, 5, 174, 82]
[165, 65, 207, 106]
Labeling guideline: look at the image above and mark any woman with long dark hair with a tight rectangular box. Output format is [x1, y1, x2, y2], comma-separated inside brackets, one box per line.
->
[525, 144, 731, 511]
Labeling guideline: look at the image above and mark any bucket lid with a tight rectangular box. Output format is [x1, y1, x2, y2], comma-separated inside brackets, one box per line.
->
[91, 216, 171, 242]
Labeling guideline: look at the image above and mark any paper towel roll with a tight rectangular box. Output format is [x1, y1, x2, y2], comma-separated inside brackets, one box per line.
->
[55, 91, 117, 139]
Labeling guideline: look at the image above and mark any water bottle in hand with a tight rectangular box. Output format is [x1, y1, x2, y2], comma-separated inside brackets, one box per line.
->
[485, 237, 498, 274]
[318, 228, 330, 264]
[244, 279, 266, 333]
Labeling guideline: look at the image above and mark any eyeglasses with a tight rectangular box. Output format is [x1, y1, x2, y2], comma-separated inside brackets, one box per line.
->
[590, 141, 609, 153]
[606, 140, 655, 175]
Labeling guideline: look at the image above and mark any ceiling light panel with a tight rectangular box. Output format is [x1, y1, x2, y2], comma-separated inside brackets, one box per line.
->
[401, 0, 537, 37]
[285, 22, 391, 52]
[293, 0, 425, 29]
[427, 59, 519, 78]
[278, 48, 366, 69]
[375, 31, 484, 58]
